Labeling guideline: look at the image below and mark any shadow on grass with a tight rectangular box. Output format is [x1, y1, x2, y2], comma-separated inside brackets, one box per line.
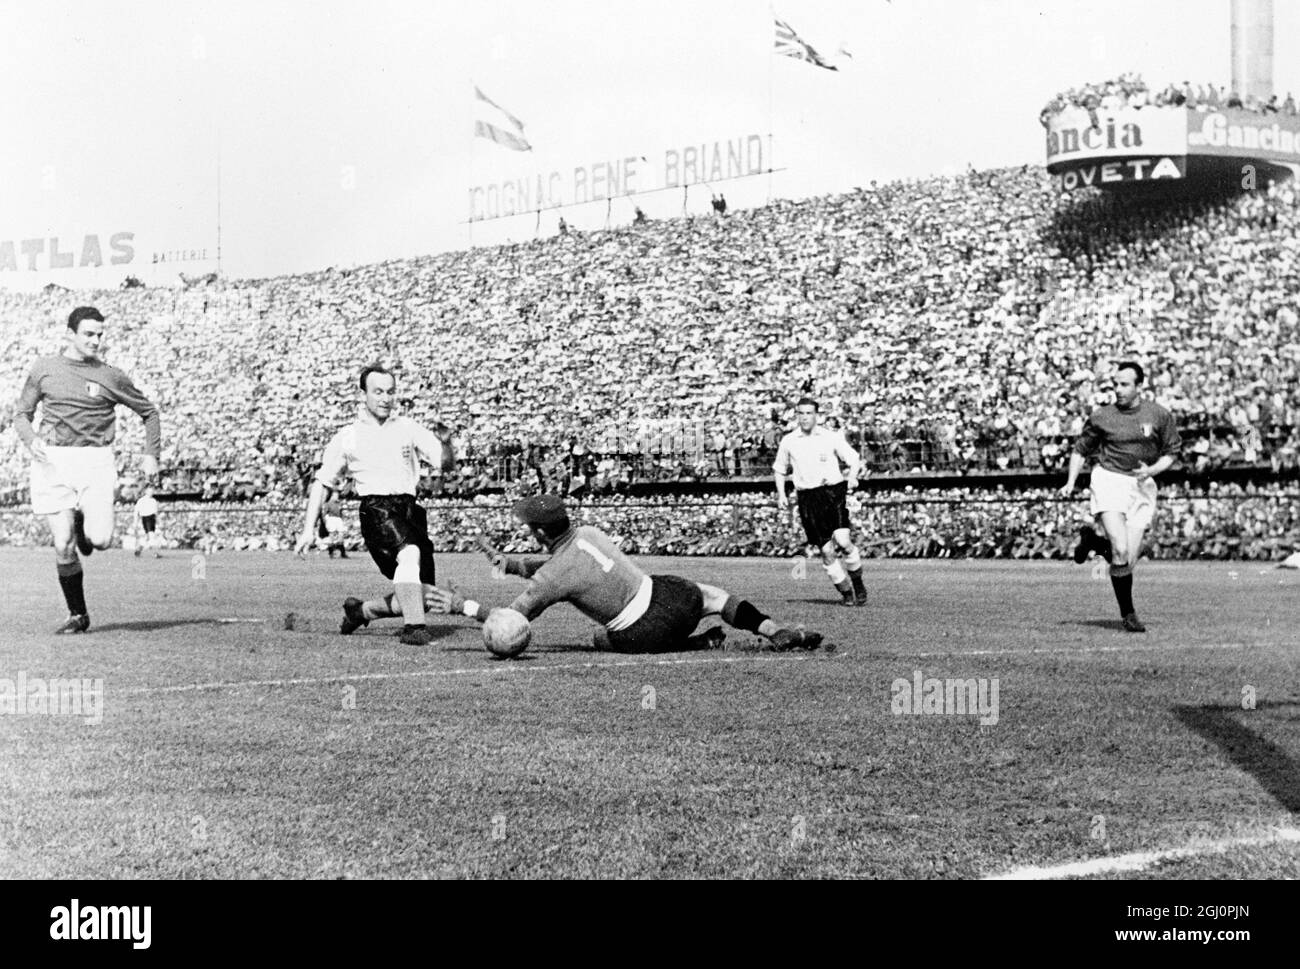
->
[93, 618, 243, 633]
[1058, 619, 1126, 631]
[441, 643, 594, 657]
[338, 624, 463, 640]
[1173, 702, 1300, 815]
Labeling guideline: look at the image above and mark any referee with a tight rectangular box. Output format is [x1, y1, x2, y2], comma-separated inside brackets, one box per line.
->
[13, 306, 161, 634]
[295, 364, 447, 645]
[1060, 362, 1181, 632]
[773, 397, 869, 606]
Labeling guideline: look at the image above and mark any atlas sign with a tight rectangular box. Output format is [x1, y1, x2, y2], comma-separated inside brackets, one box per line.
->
[0, 232, 135, 273]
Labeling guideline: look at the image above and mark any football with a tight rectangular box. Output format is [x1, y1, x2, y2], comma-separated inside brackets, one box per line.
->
[483, 608, 531, 658]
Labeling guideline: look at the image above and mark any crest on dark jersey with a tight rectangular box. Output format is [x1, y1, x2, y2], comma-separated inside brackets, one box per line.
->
[1141, 422, 1153, 437]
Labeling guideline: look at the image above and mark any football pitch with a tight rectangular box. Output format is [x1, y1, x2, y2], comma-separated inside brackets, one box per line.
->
[1, 547, 1297, 879]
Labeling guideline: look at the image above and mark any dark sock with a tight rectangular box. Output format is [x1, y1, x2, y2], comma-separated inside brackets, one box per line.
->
[57, 560, 88, 616]
[835, 579, 853, 597]
[848, 568, 866, 592]
[721, 596, 767, 634]
[1092, 530, 1113, 562]
[1110, 573, 1135, 615]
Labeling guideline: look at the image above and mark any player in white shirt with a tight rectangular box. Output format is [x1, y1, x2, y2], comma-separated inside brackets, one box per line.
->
[133, 487, 162, 558]
[294, 365, 448, 646]
[773, 398, 869, 606]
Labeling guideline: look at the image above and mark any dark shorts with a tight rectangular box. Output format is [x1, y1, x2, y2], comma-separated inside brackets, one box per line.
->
[797, 481, 851, 548]
[140, 515, 156, 533]
[606, 574, 705, 654]
[358, 494, 436, 584]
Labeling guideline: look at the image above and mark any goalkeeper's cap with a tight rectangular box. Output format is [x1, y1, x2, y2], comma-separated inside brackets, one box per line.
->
[513, 494, 567, 527]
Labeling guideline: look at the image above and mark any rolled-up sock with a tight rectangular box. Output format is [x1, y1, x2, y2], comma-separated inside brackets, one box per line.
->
[57, 559, 87, 616]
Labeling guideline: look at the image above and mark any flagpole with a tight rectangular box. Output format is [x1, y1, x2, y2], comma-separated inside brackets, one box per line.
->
[468, 77, 475, 250]
[216, 123, 223, 278]
[767, 4, 775, 204]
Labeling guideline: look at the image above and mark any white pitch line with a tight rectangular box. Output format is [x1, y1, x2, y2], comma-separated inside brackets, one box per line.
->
[122, 653, 804, 696]
[911, 642, 1268, 659]
[983, 826, 1300, 880]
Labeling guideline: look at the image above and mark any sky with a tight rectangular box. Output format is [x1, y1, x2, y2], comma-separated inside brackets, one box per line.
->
[1, 0, 1298, 289]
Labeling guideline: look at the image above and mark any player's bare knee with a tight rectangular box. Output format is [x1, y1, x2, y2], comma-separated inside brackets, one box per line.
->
[832, 529, 852, 551]
[820, 541, 838, 562]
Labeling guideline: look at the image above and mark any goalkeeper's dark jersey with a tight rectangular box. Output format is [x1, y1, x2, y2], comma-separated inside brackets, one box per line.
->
[505, 526, 646, 625]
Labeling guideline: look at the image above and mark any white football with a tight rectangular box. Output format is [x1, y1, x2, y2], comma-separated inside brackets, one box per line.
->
[483, 608, 531, 658]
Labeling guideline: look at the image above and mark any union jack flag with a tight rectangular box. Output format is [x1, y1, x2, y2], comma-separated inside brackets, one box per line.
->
[774, 17, 837, 71]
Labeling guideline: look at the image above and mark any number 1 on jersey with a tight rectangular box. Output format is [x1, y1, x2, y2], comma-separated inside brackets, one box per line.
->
[577, 538, 615, 573]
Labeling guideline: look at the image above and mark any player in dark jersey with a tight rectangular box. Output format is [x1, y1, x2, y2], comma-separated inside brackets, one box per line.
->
[1060, 362, 1181, 632]
[13, 307, 161, 634]
[428, 495, 825, 653]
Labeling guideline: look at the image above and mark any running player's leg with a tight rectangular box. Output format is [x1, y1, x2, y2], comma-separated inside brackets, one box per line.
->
[1115, 482, 1157, 631]
[1073, 519, 1112, 563]
[391, 544, 427, 630]
[697, 581, 822, 650]
[33, 454, 91, 630]
[820, 540, 854, 604]
[831, 526, 868, 605]
[48, 511, 90, 631]
[1098, 510, 1140, 626]
[1118, 518, 1151, 631]
[799, 487, 853, 603]
[79, 464, 117, 550]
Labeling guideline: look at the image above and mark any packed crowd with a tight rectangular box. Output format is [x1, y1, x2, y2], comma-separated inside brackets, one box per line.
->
[3, 163, 1300, 504]
[1040, 73, 1299, 126]
[0, 484, 1293, 561]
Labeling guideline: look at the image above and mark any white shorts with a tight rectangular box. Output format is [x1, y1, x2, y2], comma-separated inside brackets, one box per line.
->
[1089, 465, 1157, 531]
[29, 446, 118, 517]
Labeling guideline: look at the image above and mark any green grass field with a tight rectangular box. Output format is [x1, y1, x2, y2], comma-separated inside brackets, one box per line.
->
[1, 547, 1296, 879]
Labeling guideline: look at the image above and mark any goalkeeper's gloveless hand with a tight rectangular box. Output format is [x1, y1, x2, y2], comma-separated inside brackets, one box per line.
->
[427, 586, 465, 615]
[475, 534, 507, 571]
